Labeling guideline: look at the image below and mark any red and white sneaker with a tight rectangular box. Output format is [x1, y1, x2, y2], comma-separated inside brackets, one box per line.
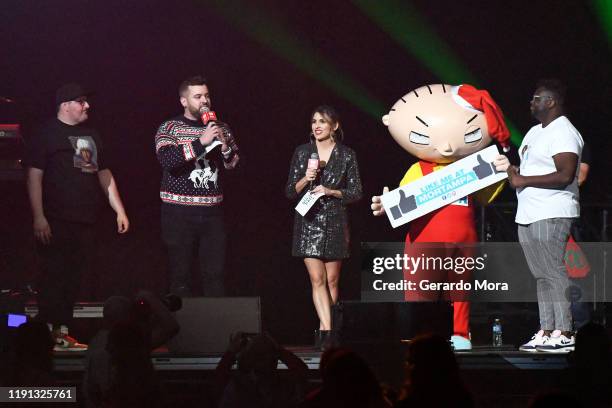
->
[53, 326, 87, 351]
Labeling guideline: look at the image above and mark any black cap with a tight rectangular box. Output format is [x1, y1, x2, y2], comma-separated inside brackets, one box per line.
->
[55, 83, 93, 105]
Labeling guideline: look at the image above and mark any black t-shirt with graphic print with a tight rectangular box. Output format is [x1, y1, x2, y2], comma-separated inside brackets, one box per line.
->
[24, 118, 107, 224]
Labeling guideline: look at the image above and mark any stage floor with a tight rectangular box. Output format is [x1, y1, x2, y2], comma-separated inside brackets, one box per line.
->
[53, 344, 569, 372]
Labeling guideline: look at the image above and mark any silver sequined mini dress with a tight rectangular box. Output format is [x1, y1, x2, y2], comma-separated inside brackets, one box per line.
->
[286, 143, 362, 259]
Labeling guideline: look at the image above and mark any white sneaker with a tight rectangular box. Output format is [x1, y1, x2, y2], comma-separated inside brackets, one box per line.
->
[536, 334, 575, 353]
[519, 330, 548, 352]
[450, 335, 472, 351]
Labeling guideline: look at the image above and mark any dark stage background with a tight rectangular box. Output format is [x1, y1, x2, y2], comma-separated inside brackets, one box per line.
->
[1, 0, 611, 344]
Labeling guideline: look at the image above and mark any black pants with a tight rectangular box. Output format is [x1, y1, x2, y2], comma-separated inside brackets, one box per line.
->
[570, 217, 591, 330]
[161, 205, 226, 297]
[36, 218, 95, 327]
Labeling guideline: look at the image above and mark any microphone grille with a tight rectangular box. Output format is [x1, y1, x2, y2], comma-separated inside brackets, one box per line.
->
[310, 153, 319, 159]
[199, 106, 210, 114]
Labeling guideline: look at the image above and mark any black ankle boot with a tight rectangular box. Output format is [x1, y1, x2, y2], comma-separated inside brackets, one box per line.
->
[320, 330, 333, 351]
[315, 329, 337, 351]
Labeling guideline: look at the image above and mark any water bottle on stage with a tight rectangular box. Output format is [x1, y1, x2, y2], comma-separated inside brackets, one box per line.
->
[492, 318, 503, 347]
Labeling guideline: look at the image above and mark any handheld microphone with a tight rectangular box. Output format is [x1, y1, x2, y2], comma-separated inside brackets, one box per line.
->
[199, 106, 218, 126]
[199, 106, 233, 156]
[307, 152, 319, 190]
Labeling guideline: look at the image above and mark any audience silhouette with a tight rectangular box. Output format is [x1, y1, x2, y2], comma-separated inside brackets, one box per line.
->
[215, 332, 308, 408]
[5, 320, 55, 387]
[301, 347, 390, 408]
[395, 333, 473, 408]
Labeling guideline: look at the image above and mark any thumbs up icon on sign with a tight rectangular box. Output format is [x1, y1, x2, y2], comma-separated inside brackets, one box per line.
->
[390, 190, 417, 220]
[472, 154, 495, 179]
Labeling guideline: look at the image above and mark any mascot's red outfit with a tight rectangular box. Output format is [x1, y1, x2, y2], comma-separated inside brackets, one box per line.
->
[401, 161, 504, 338]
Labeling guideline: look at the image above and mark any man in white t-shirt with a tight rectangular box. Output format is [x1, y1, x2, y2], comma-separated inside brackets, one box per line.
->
[496, 79, 583, 353]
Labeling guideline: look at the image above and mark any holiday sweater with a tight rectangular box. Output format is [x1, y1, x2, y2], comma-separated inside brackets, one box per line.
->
[155, 115, 239, 208]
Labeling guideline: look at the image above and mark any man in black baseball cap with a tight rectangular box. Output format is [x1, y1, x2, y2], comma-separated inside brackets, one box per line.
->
[24, 82, 130, 351]
[52, 83, 93, 126]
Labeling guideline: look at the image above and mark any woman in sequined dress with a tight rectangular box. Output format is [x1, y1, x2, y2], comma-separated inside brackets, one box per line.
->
[285, 105, 362, 343]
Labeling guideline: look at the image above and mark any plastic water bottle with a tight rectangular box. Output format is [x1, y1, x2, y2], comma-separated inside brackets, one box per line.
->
[492, 318, 503, 347]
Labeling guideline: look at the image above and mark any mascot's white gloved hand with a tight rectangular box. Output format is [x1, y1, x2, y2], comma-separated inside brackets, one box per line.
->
[371, 186, 389, 216]
[493, 154, 511, 172]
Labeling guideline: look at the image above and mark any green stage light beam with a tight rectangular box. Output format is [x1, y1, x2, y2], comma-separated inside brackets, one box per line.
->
[205, 0, 386, 119]
[353, 0, 478, 85]
[352, 0, 523, 147]
[592, 0, 612, 45]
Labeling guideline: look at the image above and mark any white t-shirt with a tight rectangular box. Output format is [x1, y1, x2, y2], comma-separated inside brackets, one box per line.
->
[515, 116, 583, 224]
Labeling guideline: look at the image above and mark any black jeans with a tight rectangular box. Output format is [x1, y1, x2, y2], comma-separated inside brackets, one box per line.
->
[161, 205, 226, 297]
[570, 217, 591, 330]
[36, 218, 95, 327]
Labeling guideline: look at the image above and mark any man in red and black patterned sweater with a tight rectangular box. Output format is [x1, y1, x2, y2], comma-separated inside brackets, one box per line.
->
[155, 75, 239, 297]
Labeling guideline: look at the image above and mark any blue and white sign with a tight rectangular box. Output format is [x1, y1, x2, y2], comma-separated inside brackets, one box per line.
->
[380, 145, 507, 228]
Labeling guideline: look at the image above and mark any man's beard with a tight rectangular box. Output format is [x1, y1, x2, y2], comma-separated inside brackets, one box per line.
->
[531, 109, 545, 122]
[188, 105, 202, 119]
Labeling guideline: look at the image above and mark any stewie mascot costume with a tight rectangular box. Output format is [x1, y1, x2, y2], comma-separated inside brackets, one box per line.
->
[371, 84, 511, 350]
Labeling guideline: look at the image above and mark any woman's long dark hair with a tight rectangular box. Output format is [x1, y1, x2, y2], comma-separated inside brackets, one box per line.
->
[310, 105, 344, 142]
